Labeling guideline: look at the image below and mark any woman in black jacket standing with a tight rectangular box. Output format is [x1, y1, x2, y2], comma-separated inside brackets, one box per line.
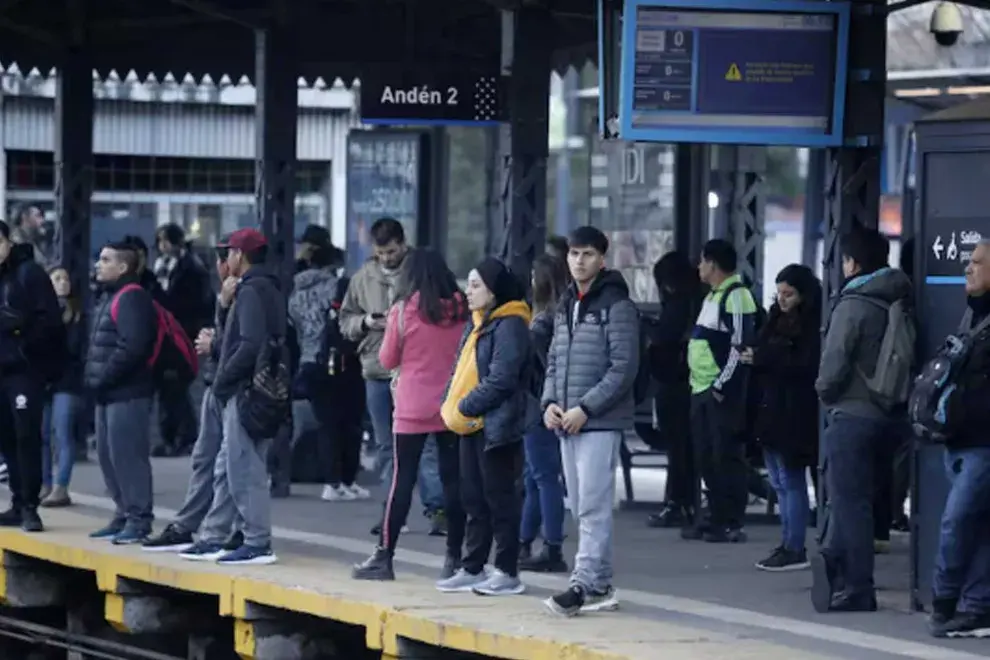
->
[743, 264, 821, 572]
[646, 252, 704, 529]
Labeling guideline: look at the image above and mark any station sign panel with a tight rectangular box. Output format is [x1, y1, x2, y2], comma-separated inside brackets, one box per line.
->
[617, 0, 850, 146]
[927, 223, 982, 283]
[360, 69, 506, 126]
[345, 131, 429, 273]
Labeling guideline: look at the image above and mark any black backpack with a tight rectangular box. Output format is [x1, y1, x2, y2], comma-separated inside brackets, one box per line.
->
[235, 281, 291, 441]
[316, 276, 360, 377]
[909, 309, 990, 443]
[717, 281, 767, 336]
[594, 305, 656, 405]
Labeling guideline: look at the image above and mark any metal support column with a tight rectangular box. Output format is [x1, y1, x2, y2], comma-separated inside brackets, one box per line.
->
[802, 149, 827, 269]
[54, 46, 94, 295]
[499, 6, 552, 285]
[816, 0, 886, 567]
[674, 143, 708, 261]
[713, 146, 766, 299]
[255, 23, 298, 288]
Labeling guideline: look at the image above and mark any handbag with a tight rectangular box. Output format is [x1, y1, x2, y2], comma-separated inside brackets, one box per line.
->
[389, 300, 406, 397]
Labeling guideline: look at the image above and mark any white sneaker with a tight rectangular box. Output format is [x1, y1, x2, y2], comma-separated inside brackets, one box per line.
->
[345, 483, 371, 500]
[321, 484, 356, 502]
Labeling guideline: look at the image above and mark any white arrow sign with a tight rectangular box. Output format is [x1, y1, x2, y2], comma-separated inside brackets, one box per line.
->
[932, 235, 944, 260]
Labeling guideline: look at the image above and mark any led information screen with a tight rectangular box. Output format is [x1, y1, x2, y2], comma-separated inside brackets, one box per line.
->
[619, 0, 850, 146]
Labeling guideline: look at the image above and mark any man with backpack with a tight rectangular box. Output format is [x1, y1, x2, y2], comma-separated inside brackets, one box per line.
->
[142, 241, 243, 553]
[813, 225, 915, 613]
[542, 226, 639, 617]
[85, 241, 160, 544]
[0, 221, 64, 532]
[180, 229, 285, 566]
[919, 238, 990, 638]
[685, 239, 761, 545]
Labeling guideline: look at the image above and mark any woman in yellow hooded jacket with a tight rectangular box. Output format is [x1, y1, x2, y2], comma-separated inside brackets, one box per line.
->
[437, 257, 538, 597]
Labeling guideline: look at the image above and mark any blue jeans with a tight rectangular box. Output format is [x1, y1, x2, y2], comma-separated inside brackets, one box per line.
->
[763, 449, 808, 552]
[365, 379, 444, 513]
[821, 411, 899, 596]
[520, 426, 565, 545]
[42, 392, 85, 489]
[933, 447, 990, 614]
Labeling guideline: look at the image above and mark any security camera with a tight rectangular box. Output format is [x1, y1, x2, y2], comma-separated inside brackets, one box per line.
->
[930, 2, 963, 47]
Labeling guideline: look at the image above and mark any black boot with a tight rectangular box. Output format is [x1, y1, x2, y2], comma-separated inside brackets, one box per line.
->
[519, 543, 568, 573]
[21, 507, 43, 533]
[929, 597, 958, 637]
[519, 541, 533, 563]
[352, 547, 395, 581]
[0, 507, 22, 527]
[646, 503, 686, 528]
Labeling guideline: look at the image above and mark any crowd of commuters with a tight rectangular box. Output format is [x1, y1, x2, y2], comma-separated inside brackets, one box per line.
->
[0, 210, 984, 634]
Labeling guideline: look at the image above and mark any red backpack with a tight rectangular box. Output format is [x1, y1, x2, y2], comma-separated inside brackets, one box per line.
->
[111, 283, 199, 382]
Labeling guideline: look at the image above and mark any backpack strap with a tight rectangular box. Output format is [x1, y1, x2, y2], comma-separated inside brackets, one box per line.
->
[717, 281, 747, 333]
[110, 283, 144, 322]
[961, 307, 990, 338]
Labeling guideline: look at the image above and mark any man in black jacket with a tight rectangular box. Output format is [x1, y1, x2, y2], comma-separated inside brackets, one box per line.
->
[929, 238, 990, 638]
[0, 221, 63, 532]
[85, 241, 158, 545]
[179, 229, 284, 566]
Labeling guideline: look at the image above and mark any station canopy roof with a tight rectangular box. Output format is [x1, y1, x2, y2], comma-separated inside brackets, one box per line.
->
[0, 0, 599, 86]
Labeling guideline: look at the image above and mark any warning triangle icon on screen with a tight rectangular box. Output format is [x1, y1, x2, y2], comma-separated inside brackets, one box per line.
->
[725, 63, 742, 81]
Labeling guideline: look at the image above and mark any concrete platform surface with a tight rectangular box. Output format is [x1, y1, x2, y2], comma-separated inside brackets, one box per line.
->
[53, 457, 990, 660]
[0, 508, 838, 660]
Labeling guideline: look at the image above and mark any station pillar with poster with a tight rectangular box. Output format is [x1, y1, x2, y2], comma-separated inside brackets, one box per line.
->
[910, 102, 990, 610]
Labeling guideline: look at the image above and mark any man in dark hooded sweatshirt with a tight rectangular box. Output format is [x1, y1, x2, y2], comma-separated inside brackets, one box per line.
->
[0, 221, 63, 532]
[813, 224, 913, 613]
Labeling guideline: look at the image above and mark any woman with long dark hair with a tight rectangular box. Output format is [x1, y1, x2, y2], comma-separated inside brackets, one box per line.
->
[518, 254, 569, 573]
[353, 249, 469, 581]
[646, 251, 704, 529]
[40, 265, 87, 506]
[742, 263, 821, 572]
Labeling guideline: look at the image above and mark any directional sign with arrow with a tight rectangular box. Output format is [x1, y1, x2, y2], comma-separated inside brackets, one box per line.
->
[932, 235, 944, 260]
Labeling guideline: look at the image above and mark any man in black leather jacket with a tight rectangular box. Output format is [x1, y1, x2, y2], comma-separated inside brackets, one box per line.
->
[0, 221, 63, 532]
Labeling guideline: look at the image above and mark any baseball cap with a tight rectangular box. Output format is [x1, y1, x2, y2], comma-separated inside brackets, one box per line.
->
[300, 224, 331, 248]
[218, 228, 267, 252]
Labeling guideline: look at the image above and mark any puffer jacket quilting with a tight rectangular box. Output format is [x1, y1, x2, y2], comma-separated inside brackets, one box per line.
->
[542, 270, 639, 431]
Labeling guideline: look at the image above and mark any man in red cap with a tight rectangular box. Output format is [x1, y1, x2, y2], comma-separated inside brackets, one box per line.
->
[180, 228, 286, 566]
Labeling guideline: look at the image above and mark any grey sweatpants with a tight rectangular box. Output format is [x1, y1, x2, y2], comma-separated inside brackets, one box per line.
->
[560, 429, 622, 593]
[95, 397, 154, 529]
[173, 388, 226, 535]
[199, 398, 272, 547]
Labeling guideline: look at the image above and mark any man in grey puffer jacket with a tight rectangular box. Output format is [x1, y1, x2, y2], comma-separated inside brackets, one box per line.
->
[542, 226, 639, 617]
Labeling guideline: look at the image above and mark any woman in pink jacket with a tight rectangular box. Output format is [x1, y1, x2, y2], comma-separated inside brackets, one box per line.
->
[353, 249, 468, 582]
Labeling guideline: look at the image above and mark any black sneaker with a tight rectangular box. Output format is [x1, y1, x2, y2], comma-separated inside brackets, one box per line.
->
[519, 544, 568, 573]
[545, 585, 585, 617]
[143, 524, 194, 552]
[224, 530, 244, 551]
[428, 510, 448, 537]
[0, 507, 22, 527]
[703, 527, 747, 543]
[581, 586, 619, 612]
[756, 547, 809, 572]
[937, 611, 990, 638]
[21, 508, 43, 533]
[646, 504, 686, 529]
[518, 541, 533, 563]
[929, 598, 958, 637]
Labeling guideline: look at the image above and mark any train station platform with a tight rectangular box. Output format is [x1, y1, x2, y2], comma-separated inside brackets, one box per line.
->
[2, 458, 987, 660]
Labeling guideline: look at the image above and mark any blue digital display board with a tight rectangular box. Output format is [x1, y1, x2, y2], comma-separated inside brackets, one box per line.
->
[619, 0, 850, 147]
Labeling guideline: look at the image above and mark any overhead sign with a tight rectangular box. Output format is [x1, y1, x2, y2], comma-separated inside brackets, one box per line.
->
[359, 70, 505, 126]
[618, 0, 850, 147]
[927, 225, 982, 280]
[345, 131, 427, 273]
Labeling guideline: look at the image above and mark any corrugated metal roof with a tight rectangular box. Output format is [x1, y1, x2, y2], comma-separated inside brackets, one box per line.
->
[889, 2, 990, 71]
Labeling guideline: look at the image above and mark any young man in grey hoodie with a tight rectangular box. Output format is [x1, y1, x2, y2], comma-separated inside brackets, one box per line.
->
[813, 225, 914, 614]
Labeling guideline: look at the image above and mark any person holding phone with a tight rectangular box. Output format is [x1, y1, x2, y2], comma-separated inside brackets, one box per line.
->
[338, 218, 446, 536]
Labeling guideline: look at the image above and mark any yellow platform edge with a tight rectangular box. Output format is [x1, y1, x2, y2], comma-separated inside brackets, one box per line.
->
[0, 529, 628, 660]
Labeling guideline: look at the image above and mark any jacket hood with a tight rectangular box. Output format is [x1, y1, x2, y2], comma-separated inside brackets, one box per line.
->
[7, 242, 35, 269]
[472, 299, 531, 329]
[563, 269, 630, 309]
[842, 267, 912, 303]
[241, 265, 282, 291]
[292, 267, 336, 292]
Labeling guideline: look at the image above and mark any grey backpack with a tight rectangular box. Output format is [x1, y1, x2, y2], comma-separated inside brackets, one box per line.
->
[846, 294, 917, 410]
